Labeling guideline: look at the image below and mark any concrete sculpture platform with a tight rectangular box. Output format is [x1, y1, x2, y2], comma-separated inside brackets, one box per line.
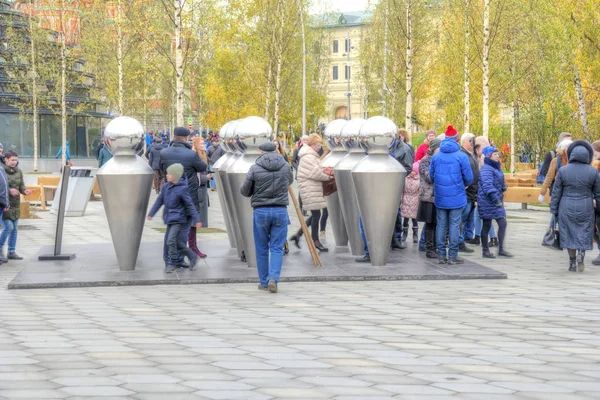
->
[9, 240, 507, 289]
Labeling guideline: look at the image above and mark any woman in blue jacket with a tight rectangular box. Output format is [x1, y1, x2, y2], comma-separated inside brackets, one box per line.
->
[478, 146, 512, 259]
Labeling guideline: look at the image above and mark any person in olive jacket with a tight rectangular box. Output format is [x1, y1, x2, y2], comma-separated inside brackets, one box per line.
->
[240, 141, 293, 294]
[0, 151, 32, 262]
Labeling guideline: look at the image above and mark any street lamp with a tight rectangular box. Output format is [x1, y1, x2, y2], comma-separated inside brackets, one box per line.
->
[342, 28, 353, 120]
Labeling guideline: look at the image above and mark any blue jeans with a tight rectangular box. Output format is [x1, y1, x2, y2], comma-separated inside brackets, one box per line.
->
[359, 217, 369, 256]
[163, 219, 190, 265]
[419, 229, 425, 249]
[253, 207, 289, 286]
[209, 166, 217, 189]
[459, 202, 475, 244]
[165, 223, 196, 266]
[436, 208, 462, 259]
[474, 207, 496, 238]
[0, 219, 18, 252]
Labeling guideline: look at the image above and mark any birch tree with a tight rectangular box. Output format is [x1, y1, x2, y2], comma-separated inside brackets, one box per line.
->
[404, 0, 413, 133]
[482, 0, 490, 137]
[463, 0, 470, 134]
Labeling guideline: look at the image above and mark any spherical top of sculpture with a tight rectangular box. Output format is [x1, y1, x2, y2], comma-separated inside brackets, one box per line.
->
[103, 116, 145, 156]
[219, 121, 231, 138]
[324, 119, 348, 139]
[359, 116, 398, 151]
[340, 118, 366, 151]
[234, 116, 273, 151]
[225, 119, 242, 152]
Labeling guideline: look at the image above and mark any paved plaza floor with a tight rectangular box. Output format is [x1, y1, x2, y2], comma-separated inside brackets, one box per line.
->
[1, 188, 600, 399]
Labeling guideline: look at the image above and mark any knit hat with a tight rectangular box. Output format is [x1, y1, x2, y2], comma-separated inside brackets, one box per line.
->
[259, 142, 276, 152]
[429, 138, 441, 153]
[482, 146, 498, 158]
[444, 125, 459, 141]
[412, 161, 420, 173]
[173, 127, 190, 137]
[167, 163, 184, 181]
[557, 132, 572, 143]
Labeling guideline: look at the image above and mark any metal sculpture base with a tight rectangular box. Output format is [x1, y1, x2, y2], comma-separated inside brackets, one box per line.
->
[352, 154, 405, 266]
[322, 149, 349, 247]
[219, 154, 244, 258]
[212, 152, 237, 249]
[227, 154, 259, 268]
[334, 153, 367, 256]
[97, 155, 153, 271]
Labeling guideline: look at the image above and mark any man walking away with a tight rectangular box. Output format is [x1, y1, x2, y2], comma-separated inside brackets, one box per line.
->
[160, 127, 208, 259]
[148, 139, 164, 194]
[241, 141, 293, 293]
[458, 133, 479, 253]
[430, 125, 473, 264]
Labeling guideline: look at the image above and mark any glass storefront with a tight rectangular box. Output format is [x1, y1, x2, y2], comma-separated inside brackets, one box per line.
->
[0, 112, 111, 158]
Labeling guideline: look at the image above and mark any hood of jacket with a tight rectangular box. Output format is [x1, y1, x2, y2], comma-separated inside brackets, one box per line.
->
[440, 138, 460, 154]
[569, 143, 591, 164]
[299, 144, 319, 159]
[567, 140, 593, 164]
[152, 142, 163, 151]
[256, 152, 288, 172]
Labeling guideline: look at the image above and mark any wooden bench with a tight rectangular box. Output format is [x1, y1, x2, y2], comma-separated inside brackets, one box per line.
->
[36, 176, 60, 210]
[505, 178, 537, 187]
[504, 187, 549, 210]
[20, 201, 31, 219]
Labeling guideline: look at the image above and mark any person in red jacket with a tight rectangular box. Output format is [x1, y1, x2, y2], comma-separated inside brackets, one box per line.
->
[415, 130, 436, 162]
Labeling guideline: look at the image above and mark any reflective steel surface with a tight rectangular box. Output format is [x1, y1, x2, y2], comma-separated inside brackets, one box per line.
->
[351, 116, 406, 266]
[103, 116, 145, 156]
[227, 117, 273, 268]
[220, 120, 244, 257]
[97, 146, 153, 271]
[212, 121, 237, 249]
[322, 119, 349, 247]
[334, 118, 368, 256]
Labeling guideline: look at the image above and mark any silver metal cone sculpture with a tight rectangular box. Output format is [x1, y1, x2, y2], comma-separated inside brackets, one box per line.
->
[212, 121, 237, 249]
[97, 116, 153, 271]
[352, 116, 406, 266]
[226, 117, 273, 268]
[334, 118, 367, 256]
[221, 120, 245, 259]
[322, 119, 349, 247]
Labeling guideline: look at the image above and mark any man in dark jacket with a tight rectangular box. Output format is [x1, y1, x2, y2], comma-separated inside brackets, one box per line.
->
[240, 141, 293, 294]
[390, 129, 414, 248]
[430, 125, 473, 265]
[458, 133, 479, 253]
[207, 138, 226, 165]
[148, 139, 164, 194]
[0, 161, 8, 264]
[160, 127, 208, 260]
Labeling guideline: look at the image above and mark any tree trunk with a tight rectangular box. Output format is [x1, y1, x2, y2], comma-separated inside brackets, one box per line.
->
[482, 0, 490, 138]
[30, 0, 38, 171]
[272, 1, 285, 136]
[573, 64, 590, 140]
[382, 0, 389, 117]
[510, 101, 515, 177]
[264, 58, 273, 122]
[174, 0, 184, 127]
[297, 0, 306, 138]
[463, 0, 470, 134]
[60, 0, 67, 167]
[117, 0, 124, 115]
[405, 0, 413, 136]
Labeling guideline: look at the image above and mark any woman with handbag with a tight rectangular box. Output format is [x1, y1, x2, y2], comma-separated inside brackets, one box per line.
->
[478, 146, 512, 259]
[550, 141, 600, 272]
[289, 134, 334, 252]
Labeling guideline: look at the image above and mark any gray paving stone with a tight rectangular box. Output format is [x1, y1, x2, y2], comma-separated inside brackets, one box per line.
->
[374, 384, 453, 395]
[490, 382, 575, 393]
[194, 390, 272, 399]
[51, 377, 121, 386]
[60, 386, 135, 396]
[0, 389, 67, 398]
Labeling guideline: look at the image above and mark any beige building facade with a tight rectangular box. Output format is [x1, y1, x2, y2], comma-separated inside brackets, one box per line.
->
[321, 12, 369, 124]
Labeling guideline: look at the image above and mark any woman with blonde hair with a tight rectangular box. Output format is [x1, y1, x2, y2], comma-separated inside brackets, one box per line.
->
[290, 133, 334, 252]
[192, 136, 211, 228]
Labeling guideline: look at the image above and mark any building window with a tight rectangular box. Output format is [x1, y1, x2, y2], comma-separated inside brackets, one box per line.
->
[345, 65, 351, 80]
[333, 40, 338, 53]
[333, 66, 338, 80]
[345, 38, 351, 53]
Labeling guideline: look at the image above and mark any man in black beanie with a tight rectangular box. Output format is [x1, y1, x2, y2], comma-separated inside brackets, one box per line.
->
[160, 127, 208, 260]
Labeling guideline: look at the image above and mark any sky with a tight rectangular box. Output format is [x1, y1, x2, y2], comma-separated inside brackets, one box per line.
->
[310, 0, 375, 14]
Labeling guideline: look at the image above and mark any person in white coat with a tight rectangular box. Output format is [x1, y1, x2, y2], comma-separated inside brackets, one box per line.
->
[290, 134, 333, 252]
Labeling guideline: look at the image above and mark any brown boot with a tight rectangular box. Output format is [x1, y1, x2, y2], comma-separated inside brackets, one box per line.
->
[187, 227, 207, 258]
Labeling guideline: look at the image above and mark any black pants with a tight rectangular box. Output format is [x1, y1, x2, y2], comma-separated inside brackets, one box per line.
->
[297, 209, 323, 242]
[320, 208, 329, 232]
[482, 218, 507, 251]
[425, 222, 436, 251]
[403, 217, 418, 229]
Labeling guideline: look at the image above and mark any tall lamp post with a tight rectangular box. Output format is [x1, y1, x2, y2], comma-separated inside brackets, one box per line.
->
[343, 28, 353, 120]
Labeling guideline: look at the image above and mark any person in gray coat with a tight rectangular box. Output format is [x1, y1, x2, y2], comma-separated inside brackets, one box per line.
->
[148, 139, 164, 194]
[550, 140, 600, 272]
[240, 141, 293, 294]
